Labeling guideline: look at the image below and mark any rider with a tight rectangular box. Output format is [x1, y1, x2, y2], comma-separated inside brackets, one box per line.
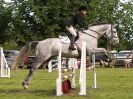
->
[64, 6, 88, 50]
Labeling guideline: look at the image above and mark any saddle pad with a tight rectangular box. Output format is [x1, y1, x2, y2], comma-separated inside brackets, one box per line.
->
[59, 35, 70, 43]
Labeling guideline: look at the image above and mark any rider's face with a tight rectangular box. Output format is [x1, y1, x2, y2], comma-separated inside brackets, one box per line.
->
[82, 10, 87, 15]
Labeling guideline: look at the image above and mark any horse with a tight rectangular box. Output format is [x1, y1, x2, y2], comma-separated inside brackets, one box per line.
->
[12, 24, 119, 89]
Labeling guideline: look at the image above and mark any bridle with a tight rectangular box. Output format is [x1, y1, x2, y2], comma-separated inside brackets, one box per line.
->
[104, 25, 119, 44]
[82, 25, 119, 44]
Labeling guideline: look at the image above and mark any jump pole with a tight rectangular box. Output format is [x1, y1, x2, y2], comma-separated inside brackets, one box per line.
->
[48, 60, 52, 73]
[56, 43, 63, 96]
[92, 52, 97, 88]
[79, 42, 86, 95]
[69, 58, 77, 88]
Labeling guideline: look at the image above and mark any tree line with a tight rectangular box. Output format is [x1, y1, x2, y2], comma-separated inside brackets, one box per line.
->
[0, 0, 133, 50]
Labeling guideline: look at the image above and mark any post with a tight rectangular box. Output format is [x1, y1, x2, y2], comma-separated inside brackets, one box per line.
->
[56, 43, 63, 96]
[48, 60, 52, 73]
[70, 58, 77, 88]
[92, 52, 97, 88]
[79, 42, 86, 95]
[0, 47, 10, 78]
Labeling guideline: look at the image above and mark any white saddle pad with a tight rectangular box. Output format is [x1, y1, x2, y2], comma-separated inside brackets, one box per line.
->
[59, 36, 70, 44]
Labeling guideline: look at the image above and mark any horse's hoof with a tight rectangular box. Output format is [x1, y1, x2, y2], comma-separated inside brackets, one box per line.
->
[23, 85, 29, 89]
[22, 82, 29, 89]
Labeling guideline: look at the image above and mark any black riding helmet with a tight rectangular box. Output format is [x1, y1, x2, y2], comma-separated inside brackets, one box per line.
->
[78, 6, 88, 11]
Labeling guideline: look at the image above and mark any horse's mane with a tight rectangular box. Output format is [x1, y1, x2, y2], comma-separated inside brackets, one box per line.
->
[89, 22, 112, 27]
[59, 23, 112, 37]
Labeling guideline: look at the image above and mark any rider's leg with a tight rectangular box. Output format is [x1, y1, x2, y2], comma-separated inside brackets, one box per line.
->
[69, 35, 76, 50]
[75, 31, 79, 42]
[66, 26, 77, 50]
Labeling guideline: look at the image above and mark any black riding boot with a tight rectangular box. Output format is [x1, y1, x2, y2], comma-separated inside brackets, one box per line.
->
[75, 32, 79, 42]
[69, 35, 76, 50]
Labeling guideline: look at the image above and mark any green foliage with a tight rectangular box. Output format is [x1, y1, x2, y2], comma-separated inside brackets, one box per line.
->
[115, 1, 133, 50]
[3, 40, 18, 50]
[0, 0, 133, 50]
[0, 0, 12, 44]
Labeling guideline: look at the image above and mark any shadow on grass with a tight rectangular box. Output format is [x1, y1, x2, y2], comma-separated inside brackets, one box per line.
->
[0, 87, 96, 97]
[0, 86, 99, 97]
[0, 88, 55, 96]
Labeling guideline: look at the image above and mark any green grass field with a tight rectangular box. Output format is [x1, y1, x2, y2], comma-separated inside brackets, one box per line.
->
[0, 68, 133, 99]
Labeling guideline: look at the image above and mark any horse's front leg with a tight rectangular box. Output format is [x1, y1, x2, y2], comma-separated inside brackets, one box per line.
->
[22, 62, 41, 89]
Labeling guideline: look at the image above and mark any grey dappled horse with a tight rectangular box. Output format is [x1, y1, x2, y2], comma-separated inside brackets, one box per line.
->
[12, 24, 119, 89]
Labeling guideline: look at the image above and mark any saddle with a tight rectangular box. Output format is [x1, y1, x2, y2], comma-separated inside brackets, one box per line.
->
[59, 36, 81, 58]
[59, 31, 79, 44]
[59, 35, 70, 44]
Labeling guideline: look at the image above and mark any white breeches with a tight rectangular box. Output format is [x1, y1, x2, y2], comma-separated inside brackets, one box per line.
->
[66, 26, 77, 37]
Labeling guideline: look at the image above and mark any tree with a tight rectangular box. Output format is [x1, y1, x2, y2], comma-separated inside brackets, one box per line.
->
[0, 0, 133, 50]
[0, 0, 12, 44]
[89, 0, 120, 49]
[115, 1, 133, 50]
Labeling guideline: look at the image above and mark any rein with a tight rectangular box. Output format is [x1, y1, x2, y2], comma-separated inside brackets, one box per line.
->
[87, 28, 102, 36]
[81, 30, 98, 39]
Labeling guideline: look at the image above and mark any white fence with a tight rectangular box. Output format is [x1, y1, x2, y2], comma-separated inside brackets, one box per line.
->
[0, 47, 10, 78]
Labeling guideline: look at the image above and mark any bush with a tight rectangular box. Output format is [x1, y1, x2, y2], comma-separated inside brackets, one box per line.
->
[3, 40, 19, 50]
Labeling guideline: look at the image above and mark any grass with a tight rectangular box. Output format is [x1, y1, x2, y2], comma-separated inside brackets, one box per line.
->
[0, 68, 133, 99]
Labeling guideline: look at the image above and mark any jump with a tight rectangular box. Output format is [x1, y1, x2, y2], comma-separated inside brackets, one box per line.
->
[12, 24, 119, 89]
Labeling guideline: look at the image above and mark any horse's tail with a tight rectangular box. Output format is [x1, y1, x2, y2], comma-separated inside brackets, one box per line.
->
[12, 41, 38, 70]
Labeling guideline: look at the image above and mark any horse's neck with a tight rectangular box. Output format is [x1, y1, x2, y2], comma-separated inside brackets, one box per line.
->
[90, 24, 110, 34]
[80, 24, 111, 39]
[76, 24, 111, 48]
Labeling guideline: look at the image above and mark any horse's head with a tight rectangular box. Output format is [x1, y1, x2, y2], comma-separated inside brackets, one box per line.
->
[105, 25, 119, 45]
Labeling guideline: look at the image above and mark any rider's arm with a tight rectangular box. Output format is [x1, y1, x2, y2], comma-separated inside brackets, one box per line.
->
[75, 13, 88, 29]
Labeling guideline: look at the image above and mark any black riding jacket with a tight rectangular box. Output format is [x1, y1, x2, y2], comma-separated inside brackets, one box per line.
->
[64, 12, 87, 28]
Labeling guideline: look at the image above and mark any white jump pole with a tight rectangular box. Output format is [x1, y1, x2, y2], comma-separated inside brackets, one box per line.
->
[48, 60, 52, 73]
[56, 43, 63, 96]
[79, 42, 86, 95]
[0, 47, 10, 78]
[92, 52, 97, 88]
[68, 58, 73, 70]
[70, 58, 77, 89]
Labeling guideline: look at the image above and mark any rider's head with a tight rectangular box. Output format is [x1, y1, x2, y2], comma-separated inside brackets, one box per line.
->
[78, 6, 88, 15]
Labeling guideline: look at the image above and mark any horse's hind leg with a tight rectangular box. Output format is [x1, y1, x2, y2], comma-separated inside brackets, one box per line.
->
[22, 62, 42, 89]
[22, 55, 53, 89]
